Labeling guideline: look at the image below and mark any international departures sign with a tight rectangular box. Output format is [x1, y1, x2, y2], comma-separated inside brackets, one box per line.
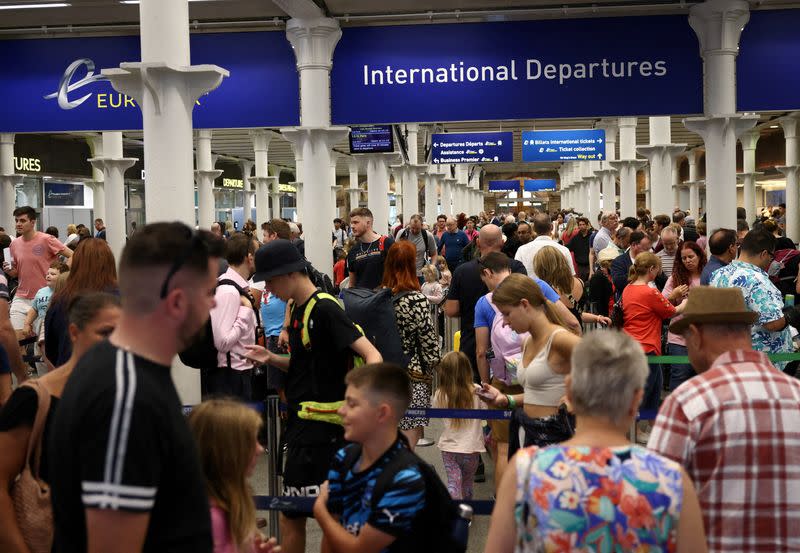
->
[0, 11, 799, 133]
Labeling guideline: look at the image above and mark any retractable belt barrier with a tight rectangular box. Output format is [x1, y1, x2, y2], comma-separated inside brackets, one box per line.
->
[252, 495, 496, 516]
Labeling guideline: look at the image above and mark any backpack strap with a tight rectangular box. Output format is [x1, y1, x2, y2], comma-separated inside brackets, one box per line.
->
[370, 442, 419, 512]
[21, 379, 52, 482]
[217, 278, 261, 368]
[379, 235, 387, 253]
[340, 443, 364, 475]
[297, 292, 341, 350]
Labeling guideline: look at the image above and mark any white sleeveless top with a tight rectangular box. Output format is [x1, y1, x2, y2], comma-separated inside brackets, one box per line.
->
[517, 329, 567, 406]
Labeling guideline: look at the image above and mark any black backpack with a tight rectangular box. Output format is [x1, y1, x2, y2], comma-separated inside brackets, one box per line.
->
[179, 279, 262, 369]
[307, 263, 337, 296]
[341, 287, 410, 366]
[340, 442, 466, 553]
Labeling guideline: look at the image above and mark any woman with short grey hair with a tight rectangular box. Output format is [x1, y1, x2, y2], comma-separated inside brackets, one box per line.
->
[484, 329, 708, 553]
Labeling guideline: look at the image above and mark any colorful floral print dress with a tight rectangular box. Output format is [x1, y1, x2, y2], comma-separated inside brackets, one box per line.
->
[514, 445, 683, 552]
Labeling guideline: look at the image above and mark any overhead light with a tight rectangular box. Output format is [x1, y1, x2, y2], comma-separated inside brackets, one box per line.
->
[770, 125, 779, 128]
[0, 2, 71, 8]
[120, 0, 213, 3]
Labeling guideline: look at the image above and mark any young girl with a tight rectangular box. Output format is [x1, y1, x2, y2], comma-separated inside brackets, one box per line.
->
[420, 264, 444, 304]
[188, 400, 279, 553]
[433, 351, 487, 500]
[436, 257, 452, 287]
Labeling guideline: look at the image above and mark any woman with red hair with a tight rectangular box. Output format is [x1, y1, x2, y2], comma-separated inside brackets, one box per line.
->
[44, 238, 118, 367]
[662, 240, 707, 391]
[381, 240, 441, 449]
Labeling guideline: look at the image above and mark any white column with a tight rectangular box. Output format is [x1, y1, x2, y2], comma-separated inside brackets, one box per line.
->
[269, 177, 281, 220]
[87, 136, 106, 222]
[610, 117, 644, 219]
[684, 0, 758, 235]
[585, 162, 603, 224]
[0, 134, 22, 233]
[686, 148, 704, 220]
[424, 170, 438, 224]
[738, 131, 760, 224]
[348, 158, 361, 212]
[250, 131, 272, 227]
[777, 116, 800, 242]
[443, 177, 458, 217]
[88, 132, 136, 260]
[401, 124, 422, 218]
[357, 152, 398, 236]
[103, 0, 227, 225]
[674, 156, 690, 211]
[281, 13, 350, 275]
[637, 117, 685, 216]
[294, 181, 304, 221]
[644, 167, 652, 211]
[595, 120, 618, 214]
[195, 129, 220, 230]
[330, 151, 340, 221]
[241, 160, 255, 222]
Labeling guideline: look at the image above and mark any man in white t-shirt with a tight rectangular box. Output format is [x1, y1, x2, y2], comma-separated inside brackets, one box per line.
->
[515, 214, 575, 278]
[3, 206, 72, 336]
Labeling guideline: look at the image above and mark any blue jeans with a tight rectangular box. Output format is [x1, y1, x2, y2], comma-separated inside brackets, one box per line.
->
[642, 353, 663, 416]
[667, 343, 695, 392]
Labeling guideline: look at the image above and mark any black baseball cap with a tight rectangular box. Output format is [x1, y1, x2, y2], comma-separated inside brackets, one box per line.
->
[252, 239, 310, 282]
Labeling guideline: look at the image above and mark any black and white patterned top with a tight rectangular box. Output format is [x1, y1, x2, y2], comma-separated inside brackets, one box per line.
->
[393, 290, 441, 379]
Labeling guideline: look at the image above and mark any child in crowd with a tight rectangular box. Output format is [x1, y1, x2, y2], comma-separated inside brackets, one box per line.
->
[22, 261, 69, 358]
[333, 249, 347, 287]
[436, 257, 452, 288]
[421, 264, 444, 304]
[313, 363, 426, 551]
[188, 399, 280, 553]
[433, 351, 487, 500]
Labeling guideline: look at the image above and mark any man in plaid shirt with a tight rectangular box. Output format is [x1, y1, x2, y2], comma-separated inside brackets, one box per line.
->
[648, 286, 800, 553]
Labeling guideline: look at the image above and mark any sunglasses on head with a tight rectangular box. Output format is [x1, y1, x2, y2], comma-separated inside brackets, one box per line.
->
[159, 231, 210, 299]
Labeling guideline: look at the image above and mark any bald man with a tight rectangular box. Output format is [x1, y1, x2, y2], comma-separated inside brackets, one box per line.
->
[444, 225, 579, 381]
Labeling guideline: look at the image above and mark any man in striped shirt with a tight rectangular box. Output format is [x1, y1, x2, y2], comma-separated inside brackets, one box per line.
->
[655, 226, 680, 278]
[648, 286, 800, 553]
[49, 223, 223, 553]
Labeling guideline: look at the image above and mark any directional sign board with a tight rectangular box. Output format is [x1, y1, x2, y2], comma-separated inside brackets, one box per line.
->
[524, 179, 557, 192]
[521, 129, 606, 162]
[488, 180, 520, 191]
[431, 132, 513, 164]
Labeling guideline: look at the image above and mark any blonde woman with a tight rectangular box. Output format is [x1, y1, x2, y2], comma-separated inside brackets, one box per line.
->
[533, 246, 611, 327]
[188, 400, 279, 553]
[477, 273, 580, 457]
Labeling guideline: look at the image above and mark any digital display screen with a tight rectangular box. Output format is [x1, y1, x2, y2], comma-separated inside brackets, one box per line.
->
[349, 125, 394, 153]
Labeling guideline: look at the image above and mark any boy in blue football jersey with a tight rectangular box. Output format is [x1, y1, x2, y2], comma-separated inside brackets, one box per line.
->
[313, 363, 425, 553]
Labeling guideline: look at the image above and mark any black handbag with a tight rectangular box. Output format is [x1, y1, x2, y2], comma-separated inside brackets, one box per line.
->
[508, 404, 575, 459]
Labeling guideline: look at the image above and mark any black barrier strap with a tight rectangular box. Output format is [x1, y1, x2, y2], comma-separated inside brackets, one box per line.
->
[253, 495, 496, 516]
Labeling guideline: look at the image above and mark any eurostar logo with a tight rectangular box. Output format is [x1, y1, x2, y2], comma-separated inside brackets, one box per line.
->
[43, 58, 108, 110]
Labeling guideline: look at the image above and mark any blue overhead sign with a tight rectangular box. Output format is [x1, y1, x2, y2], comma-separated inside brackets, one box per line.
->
[522, 130, 606, 162]
[0, 32, 299, 132]
[524, 179, 557, 192]
[331, 16, 703, 124]
[738, 10, 800, 112]
[488, 180, 520, 192]
[431, 132, 512, 164]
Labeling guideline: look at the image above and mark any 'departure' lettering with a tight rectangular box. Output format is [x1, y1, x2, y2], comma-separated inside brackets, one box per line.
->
[362, 58, 667, 86]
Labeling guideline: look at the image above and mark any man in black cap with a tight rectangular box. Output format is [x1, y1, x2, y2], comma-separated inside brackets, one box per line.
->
[244, 239, 381, 553]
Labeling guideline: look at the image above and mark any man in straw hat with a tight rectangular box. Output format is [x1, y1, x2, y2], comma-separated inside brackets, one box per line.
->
[648, 286, 800, 553]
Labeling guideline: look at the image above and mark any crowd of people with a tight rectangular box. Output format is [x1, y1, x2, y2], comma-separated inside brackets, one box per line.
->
[0, 201, 798, 553]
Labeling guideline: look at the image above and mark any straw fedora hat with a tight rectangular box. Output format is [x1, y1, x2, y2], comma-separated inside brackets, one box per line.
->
[669, 286, 758, 334]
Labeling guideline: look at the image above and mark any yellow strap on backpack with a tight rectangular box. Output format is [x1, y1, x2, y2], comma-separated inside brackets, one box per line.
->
[295, 293, 365, 367]
[297, 400, 344, 425]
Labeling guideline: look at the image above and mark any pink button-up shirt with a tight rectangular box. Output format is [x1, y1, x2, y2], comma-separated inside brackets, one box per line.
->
[210, 268, 256, 371]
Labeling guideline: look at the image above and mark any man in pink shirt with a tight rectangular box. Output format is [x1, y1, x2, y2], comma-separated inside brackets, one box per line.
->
[4, 206, 72, 337]
[207, 233, 260, 400]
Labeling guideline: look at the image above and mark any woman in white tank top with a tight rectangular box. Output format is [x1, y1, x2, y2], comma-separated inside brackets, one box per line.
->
[477, 273, 580, 455]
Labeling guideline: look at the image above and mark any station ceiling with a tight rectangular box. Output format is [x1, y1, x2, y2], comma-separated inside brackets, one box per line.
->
[1, 0, 796, 178]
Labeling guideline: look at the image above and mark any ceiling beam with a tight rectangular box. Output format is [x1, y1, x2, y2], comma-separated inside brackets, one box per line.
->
[272, 0, 324, 20]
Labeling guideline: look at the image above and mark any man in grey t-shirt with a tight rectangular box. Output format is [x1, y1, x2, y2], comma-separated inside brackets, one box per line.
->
[395, 214, 437, 277]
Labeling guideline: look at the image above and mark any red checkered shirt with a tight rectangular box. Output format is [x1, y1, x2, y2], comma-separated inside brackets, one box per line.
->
[648, 349, 800, 553]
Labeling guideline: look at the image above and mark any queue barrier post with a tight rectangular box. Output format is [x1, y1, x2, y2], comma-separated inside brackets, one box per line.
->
[264, 395, 281, 541]
[444, 316, 460, 353]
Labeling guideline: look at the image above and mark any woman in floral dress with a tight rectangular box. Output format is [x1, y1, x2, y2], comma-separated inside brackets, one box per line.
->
[484, 330, 707, 553]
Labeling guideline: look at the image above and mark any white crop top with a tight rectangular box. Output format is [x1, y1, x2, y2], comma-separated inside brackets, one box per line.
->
[517, 328, 567, 406]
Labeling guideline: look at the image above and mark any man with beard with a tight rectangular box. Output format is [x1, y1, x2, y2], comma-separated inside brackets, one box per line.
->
[566, 217, 592, 281]
[48, 223, 222, 553]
